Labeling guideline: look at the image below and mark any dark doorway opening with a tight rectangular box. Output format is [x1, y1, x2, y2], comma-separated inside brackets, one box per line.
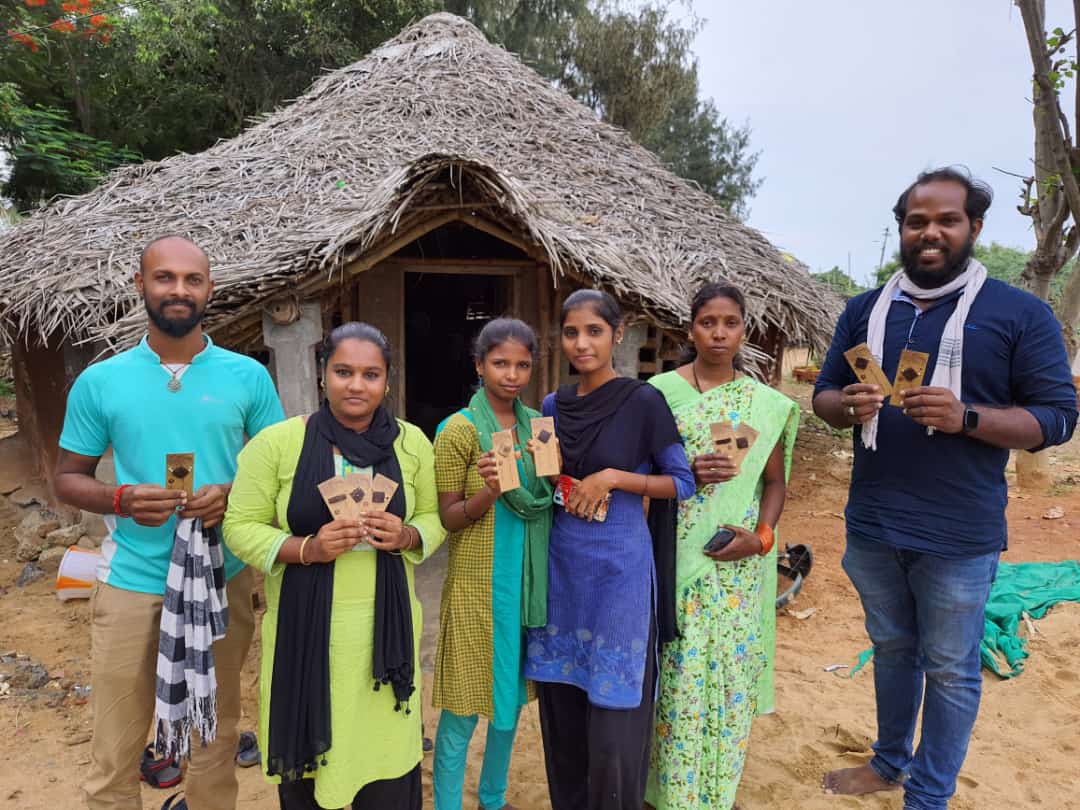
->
[405, 272, 511, 437]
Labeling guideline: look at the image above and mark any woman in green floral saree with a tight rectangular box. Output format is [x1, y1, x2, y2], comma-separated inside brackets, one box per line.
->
[646, 284, 799, 810]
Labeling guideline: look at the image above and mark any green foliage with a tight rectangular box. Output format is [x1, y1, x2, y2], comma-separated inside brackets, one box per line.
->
[0, 83, 139, 209]
[0, 378, 12, 398]
[812, 267, 865, 299]
[452, 0, 761, 217]
[1, 0, 761, 217]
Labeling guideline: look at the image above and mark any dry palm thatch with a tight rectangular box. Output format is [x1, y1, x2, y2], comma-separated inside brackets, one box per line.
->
[0, 13, 841, 358]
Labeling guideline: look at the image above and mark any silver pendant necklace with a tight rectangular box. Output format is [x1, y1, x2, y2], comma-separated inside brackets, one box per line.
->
[162, 363, 189, 393]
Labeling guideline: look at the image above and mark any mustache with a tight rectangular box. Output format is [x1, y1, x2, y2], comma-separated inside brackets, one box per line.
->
[159, 298, 196, 313]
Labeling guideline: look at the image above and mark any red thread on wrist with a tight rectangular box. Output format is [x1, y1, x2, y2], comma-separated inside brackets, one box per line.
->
[114, 484, 132, 517]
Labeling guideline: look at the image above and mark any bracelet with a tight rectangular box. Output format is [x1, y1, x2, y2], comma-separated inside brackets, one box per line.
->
[392, 526, 420, 556]
[755, 524, 775, 556]
[641, 474, 650, 497]
[462, 497, 478, 523]
[299, 534, 315, 565]
[113, 484, 132, 517]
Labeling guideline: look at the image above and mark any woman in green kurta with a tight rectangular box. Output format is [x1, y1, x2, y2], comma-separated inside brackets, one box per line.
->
[222, 322, 445, 810]
[431, 318, 552, 810]
[645, 285, 799, 810]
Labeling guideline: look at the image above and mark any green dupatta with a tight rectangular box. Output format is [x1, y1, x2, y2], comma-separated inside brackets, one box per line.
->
[466, 388, 553, 628]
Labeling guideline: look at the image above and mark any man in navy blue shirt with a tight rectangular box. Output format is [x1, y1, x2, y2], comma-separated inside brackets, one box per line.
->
[813, 167, 1077, 810]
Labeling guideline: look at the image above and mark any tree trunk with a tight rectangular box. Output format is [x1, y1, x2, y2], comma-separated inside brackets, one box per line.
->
[1016, 449, 1054, 492]
[1056, 256, 1080, 358]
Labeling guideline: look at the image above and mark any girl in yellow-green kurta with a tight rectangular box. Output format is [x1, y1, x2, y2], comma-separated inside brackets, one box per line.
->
[431, 318, 552, 810]
[222, 322, 445, 810]
[646, 285, 799, 810]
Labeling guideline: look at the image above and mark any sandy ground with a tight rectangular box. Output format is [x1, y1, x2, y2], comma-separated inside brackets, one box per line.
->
[1, 382, 1079, 809]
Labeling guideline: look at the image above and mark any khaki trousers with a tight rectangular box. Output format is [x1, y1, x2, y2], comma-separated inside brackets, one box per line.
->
[83, 567, 255, 810]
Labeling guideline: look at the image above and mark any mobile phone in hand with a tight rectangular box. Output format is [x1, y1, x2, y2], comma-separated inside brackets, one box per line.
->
[703, 527, 736, 553]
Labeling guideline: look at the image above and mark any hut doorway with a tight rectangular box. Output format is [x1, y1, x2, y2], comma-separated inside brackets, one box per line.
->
[404, 271, 511, 437]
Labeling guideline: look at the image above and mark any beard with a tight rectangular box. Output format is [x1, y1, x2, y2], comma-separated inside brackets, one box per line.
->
[144, 296, 205, 338]
[901, 232, 976, 289]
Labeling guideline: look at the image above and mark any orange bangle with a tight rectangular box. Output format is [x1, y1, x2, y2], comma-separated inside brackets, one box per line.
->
[755, 524, 775, 556]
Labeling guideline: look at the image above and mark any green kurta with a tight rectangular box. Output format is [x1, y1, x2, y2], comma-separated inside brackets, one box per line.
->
[646, 373, 799, 810]
[222, 416, 446, 808]
[431, 411, 537, 728]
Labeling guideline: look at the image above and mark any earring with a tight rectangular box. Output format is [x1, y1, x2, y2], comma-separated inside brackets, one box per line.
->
[385, 385, 391, 396]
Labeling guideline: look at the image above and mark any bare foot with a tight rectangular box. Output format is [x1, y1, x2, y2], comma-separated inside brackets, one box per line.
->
[822, 764, 901, 795]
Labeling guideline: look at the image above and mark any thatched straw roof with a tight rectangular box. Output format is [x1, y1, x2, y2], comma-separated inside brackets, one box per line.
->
[0, 12, 840, 355]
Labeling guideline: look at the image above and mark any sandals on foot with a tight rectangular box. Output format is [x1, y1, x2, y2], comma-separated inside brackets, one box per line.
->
[161, 793, 187, 810]
[140, 745, 182, 789]
[236, 731, 261, 768]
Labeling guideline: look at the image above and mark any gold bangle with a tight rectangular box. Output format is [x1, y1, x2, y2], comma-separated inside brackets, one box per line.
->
[299, 534, 315, 565]
[641, 474, 650, 497]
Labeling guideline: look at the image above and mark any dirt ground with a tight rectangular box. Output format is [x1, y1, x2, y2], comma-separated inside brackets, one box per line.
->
[1, 381, 1079, 809]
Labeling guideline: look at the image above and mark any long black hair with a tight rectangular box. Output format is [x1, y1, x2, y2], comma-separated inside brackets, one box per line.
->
[682, 283, 746, 370]
[560, 289, 622, 332]
[473, 317, 538, 362]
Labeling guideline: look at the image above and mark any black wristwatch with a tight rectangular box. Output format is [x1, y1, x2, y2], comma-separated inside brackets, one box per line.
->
[962, 404, 979, 434]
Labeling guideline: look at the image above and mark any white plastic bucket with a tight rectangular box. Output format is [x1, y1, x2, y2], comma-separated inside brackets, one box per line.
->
[56, 546, 101, 601]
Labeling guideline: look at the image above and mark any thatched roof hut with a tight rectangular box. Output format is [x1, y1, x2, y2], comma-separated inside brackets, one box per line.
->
[0, 12, 839, 485]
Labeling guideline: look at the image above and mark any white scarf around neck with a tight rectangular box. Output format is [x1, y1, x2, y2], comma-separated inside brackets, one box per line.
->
[861, 258, 988, 450]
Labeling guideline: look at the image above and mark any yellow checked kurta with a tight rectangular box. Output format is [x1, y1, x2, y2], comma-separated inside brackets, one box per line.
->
[431, 413, 536, 724]
[222, 416, 445, 808]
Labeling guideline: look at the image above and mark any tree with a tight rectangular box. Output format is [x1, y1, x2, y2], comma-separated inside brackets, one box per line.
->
[812, 266, 865, 299]
[0, 82, 138, 209]
[1014, 0, 1080, 358]
[558, 1, 761, 217]
[2, 0, 762, 217]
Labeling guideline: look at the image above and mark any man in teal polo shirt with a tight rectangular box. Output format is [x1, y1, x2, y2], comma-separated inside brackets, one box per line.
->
[55, 236, 284, 810]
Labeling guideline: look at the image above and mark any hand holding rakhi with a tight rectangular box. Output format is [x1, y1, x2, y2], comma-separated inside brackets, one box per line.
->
[123, 484, 186, 527]
[900, 387, 964, 434]
[308, 518, 364, 562]
[180, 484, 229, 528]
[840, 383, 885, 425]
[477, 451, 503, 495]
[567, 469, 615, 521]
[692, 453, 737, 486]
[361, 510, 417, 552]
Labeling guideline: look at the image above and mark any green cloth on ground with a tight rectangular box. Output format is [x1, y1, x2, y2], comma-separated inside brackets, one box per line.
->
[843, 560, 1080, 681]
[981, 560, 1080, 678]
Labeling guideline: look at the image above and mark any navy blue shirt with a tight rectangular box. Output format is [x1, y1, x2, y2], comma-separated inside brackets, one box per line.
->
[815, 278, 1077, 557]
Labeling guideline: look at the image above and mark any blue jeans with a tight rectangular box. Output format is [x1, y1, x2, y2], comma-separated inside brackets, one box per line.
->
[842, 533, 999, 810]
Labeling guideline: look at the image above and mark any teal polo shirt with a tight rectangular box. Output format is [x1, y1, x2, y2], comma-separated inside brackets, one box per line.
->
[59, 335, 285, 595]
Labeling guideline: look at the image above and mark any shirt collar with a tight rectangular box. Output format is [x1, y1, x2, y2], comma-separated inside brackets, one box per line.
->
[890, 287, 964, 307]
[136, 334, 214, 364]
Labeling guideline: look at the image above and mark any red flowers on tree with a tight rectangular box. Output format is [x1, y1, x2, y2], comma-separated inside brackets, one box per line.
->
[8, 0, 113, 50]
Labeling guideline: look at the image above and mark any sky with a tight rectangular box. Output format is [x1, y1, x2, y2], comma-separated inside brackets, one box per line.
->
[689, 0, 1076, 286]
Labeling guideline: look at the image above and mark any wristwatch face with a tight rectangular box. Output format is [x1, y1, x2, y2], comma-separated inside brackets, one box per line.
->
[964, 407, 979, 433]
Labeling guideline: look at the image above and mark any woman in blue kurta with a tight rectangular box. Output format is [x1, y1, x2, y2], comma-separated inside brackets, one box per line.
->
[524, 290, 695, 810]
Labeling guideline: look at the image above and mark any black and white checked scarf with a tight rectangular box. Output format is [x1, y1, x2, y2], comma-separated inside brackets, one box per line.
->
[153, 517, 229, 761]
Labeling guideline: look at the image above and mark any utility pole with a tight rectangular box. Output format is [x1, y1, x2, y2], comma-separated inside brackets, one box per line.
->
[877, 226, 890, 273]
